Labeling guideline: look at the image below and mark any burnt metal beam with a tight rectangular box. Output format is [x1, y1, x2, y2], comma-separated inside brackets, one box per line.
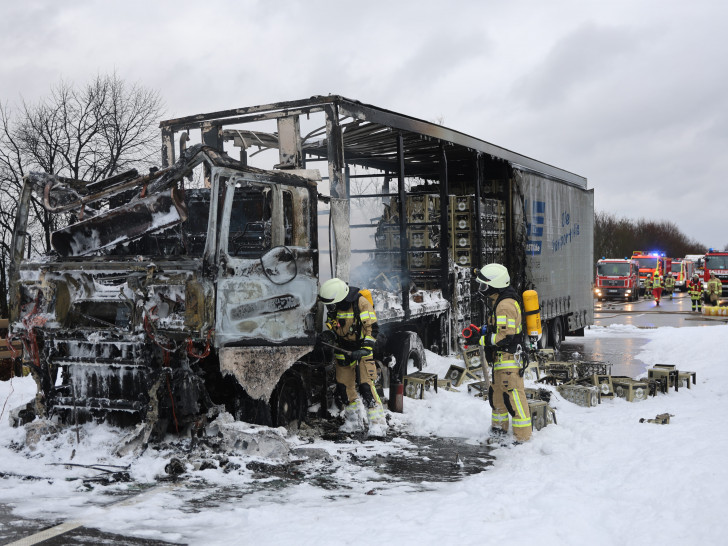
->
[438, 143, 450, 299]
[397, 133, 410, 319]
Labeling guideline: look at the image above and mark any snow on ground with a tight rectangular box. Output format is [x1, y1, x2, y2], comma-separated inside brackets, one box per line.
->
[1, 323, 727, 545]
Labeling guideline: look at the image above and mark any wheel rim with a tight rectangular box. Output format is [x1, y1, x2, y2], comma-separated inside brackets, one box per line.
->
[274, 375, 304, 427]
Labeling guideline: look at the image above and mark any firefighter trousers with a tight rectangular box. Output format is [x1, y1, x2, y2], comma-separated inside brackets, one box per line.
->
[335, 356, 382, 410]
[489, 367, 532, 442]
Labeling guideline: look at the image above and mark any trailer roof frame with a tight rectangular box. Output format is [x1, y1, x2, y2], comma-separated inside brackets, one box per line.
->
[160, 95, 587, 189]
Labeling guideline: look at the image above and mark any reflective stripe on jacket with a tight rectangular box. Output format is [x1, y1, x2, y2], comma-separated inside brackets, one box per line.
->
[481, 297, 522, 370]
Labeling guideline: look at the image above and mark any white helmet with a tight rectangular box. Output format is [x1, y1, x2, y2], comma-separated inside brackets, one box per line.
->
[319, 278, 349, 304]
[476, 263, 510, 289]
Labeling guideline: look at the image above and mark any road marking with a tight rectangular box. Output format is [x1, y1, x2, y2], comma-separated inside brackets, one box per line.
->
[5, 483, 180, 545]
[5, 521, 84, 546]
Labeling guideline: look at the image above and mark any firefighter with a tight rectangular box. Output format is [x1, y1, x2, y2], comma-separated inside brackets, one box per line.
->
[707, 272, 722, 306]
[663, 273, 676, 300]
[652, 271, 663, 306]
[469, 263, 531, 444]
[318, 278, 387, 437]
[644, 274, 653, 299]
[688, 273, 703, 312]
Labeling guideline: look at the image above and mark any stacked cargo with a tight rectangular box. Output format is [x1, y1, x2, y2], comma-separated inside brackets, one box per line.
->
[480, 196, 507, 266]
[406, 193, 441, 274]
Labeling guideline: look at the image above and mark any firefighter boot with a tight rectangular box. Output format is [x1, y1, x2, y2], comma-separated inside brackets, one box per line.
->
[486, 427, 508, 446]
[366, 405, 387, 438]
[358, 381, 387, 438]
[339, 400, 365, 433]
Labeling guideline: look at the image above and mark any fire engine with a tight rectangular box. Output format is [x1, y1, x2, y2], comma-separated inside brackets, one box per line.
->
[594, 258, 640, 301]
[632, 251, 670, 296]
[703, 249, 728, 296]
[669, 258, 695, 292]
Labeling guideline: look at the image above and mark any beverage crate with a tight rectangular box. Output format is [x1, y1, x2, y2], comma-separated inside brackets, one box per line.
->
[611, 376, 650, 402]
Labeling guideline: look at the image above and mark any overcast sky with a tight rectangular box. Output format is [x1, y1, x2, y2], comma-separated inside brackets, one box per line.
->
[2, 0, 726, 248]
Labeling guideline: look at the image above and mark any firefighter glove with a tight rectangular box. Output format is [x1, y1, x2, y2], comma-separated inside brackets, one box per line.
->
[319, 329, 337, 345]
[350, 349, 369, 361]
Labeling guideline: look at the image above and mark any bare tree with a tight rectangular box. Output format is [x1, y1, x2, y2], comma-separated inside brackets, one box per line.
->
[0, 73, 164, 314]
[594, 211, 707, 263]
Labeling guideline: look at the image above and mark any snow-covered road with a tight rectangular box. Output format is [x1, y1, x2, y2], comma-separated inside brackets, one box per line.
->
[1, 310, 726, 545]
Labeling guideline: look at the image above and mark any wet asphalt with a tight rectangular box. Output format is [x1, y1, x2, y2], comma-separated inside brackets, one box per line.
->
[563, 291, 725, 377]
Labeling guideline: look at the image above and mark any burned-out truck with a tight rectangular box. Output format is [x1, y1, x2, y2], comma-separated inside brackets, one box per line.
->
[9, 96, 593, 433]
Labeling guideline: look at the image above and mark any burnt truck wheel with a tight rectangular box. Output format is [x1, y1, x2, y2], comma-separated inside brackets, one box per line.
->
[393, 331, 426, 383]
[271, 371, 307, 428]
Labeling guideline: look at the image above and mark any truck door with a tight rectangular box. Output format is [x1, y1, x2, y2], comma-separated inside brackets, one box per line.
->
[215, 174, 318, 347]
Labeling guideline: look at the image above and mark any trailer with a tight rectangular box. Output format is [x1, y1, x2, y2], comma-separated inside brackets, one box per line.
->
[9, 96, 593, 433]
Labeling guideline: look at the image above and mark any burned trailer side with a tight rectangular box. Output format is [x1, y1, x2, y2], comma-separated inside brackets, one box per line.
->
[158, 96, 591, 386]
[8, 145, 322, 431]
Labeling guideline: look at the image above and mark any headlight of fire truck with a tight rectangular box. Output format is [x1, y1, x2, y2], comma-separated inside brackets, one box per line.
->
[594, 288, 602, 297]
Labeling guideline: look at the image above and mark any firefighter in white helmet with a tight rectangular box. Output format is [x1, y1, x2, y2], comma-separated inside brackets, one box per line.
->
[470, 263, 531, 443]
[319, 278, 386, 437]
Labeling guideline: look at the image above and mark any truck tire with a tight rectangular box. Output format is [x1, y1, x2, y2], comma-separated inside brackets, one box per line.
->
[393, 331, 426, 383]
[549, 319, 563, 352]
[270, 370, 307, 428]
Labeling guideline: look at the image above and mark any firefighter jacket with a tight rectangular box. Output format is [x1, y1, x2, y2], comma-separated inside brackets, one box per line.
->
[652, 274, 661, 288]
[326, 289, 378, 364]
[664, 276, 675, 290]
[707, 277, 722, 297]
[688, 279, 703, 299]
[480, 287, 523, 371]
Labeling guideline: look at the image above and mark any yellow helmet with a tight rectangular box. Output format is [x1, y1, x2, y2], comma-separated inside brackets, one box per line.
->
[319, 278, 349, 304]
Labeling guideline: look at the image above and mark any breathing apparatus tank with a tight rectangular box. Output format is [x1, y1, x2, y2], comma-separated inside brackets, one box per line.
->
[522, 289, 542, 343]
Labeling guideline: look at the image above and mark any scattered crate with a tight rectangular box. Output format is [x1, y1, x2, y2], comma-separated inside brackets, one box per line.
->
[447, 346, 486, 387]
[677, 371, 697, 389]
[437, 379, 455, 391]
[528, 400, 557, 431]
[647, 364, 679, 393]
[403, 372, 438, 399]
[611, 376, 650, 402]
[522, 361, 540, 382]
[591, 374, 615, 399]
[467, 381, 490, 399]
[557, 384, 601, 407]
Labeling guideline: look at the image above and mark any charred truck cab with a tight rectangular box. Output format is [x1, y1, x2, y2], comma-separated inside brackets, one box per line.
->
[10, 96, 593, 434]
[10, 147, 320, 430]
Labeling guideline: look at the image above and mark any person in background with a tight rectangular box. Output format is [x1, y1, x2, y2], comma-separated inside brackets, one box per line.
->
[644, 274, 653, 300]
[688, 273, 703, 313]
[706, 272, 722, 306]
[652, 270, 663, 306]
[663, 273, 676, 300]
[468, 263, 531, 444]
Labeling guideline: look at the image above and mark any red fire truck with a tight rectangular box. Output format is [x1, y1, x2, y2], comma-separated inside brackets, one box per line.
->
[594, 258, 640, 301]
[703, 249, 728, 296]
[669, 258, 695, 292]
[632, 251, 670, 296]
